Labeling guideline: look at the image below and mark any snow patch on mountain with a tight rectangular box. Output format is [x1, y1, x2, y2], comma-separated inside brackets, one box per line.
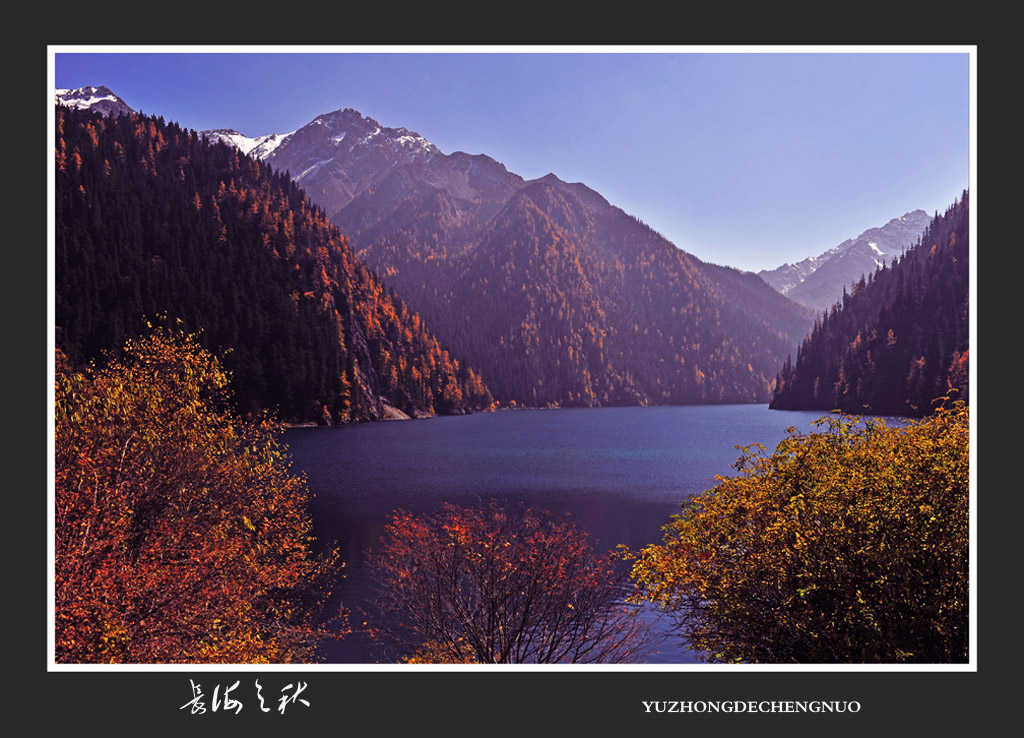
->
[55, 87, 117, 109]
[199, 129, 294, 159]
[297, 158, 334, 180]
[55, 85, 135, 117]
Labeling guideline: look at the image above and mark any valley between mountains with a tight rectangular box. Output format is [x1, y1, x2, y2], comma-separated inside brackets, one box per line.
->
[57, 85, 957, 423]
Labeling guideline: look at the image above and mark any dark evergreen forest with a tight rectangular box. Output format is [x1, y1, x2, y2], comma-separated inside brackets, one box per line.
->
[770, 192, 969, 417]
[55, 106, 492, 424]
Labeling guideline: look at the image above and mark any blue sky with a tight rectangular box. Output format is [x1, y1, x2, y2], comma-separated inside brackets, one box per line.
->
[52, 47, 971, 273]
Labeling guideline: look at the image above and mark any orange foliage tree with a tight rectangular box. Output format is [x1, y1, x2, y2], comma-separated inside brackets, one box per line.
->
[55, 327, 346, 663]
[366, 501, 654, 663]
[626, 402, 969, 663]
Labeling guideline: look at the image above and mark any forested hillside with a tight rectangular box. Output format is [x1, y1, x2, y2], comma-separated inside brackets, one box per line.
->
[55, 106, 492, 424]
[195, 103, 816, 409]
[340, 169, 814, 407]
[770, 192, 969, 416]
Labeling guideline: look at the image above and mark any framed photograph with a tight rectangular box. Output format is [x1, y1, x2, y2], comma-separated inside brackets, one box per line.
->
[32, 40, 997, 733]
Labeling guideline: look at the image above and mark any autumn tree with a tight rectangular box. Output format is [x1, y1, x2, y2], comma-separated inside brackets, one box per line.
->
[626, 401, 969, 663]
[366, 501, 654, 663]
[55, 327, 347, 663]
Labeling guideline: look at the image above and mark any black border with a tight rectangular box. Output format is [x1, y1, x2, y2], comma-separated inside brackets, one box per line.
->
[25, 23, 1012, 736]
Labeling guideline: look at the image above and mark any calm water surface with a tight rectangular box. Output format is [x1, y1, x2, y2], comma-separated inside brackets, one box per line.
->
[285, 404, 833, 664]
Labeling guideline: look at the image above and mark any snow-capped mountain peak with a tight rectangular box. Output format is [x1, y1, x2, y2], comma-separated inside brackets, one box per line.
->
[298, 108, 440, 160]
[758, 209, 932, 312]
[55, 85, 135, 118]
[199, 106, 443, 218]
[201, 107, 440, 164]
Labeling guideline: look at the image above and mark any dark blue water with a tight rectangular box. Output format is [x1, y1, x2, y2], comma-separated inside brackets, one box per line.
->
[285, 404, 830, 664]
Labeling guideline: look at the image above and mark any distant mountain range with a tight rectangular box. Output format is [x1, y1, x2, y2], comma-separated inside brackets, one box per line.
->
[758, 210, 933, 313]
[56, 85, 941, 411]
[191, 102, 816, 406]
[195, 107, 930, 322]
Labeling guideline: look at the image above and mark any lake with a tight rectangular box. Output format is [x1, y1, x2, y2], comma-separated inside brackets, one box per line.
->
[284, 404, 835, 664]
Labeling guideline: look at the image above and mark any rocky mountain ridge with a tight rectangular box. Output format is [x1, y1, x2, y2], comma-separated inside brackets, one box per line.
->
[759, 210, 933, 312]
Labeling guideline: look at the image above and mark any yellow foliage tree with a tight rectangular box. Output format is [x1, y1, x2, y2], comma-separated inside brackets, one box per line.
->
[55, 327, 347, 663]
[627, 401, 969, 663]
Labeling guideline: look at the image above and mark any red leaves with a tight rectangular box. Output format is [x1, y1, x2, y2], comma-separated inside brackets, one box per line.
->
[55, 329, 347, 663]
[366, 500, 653, 663]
